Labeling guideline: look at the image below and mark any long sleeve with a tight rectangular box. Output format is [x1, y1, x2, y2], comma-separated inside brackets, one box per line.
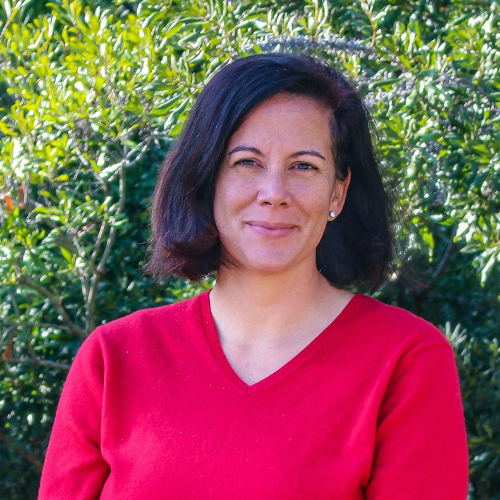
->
[37, 293, 470, 499]
[365, 344, 469, 499]
[38, 330, 109, 500]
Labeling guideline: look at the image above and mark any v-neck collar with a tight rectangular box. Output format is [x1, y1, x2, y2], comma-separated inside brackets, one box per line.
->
[198, 290, 362, 396]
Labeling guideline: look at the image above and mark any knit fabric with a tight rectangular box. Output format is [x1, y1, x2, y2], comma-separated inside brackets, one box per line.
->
[39, 292, 468, 499]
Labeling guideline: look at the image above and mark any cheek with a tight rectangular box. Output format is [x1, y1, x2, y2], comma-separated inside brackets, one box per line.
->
[214, 182, 243, 230]
[214, 174, 256, 219]
[295, 183, 333, 217]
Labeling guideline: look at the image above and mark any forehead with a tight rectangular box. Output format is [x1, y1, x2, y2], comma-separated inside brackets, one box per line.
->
[227, 93, 332, 150]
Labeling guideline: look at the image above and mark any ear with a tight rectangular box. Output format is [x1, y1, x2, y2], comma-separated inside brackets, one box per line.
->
[328, 169, 351, 220]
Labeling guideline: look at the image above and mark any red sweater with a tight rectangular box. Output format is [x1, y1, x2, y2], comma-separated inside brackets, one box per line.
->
[39, 292, 468, 499]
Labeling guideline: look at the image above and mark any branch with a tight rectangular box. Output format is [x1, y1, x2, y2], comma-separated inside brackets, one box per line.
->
[78, 220, 109, 305]
[360, 1, 377, 47]
[90, 219, 108, 267]
[432, 226, 457, 280]
[0, 322, 69, 330]
[74, 146, 107, 190]
[9, 289, 21, 317]
[0, 325, 16, 351]
[1, 322, 68, 351]
[123, 136, 153, 168]
[3, 357, 71, 371]
[16, 274, 87, 340]
[74, 146, 93, 169]
[0, 1, 19, 41]
[24, 199, 79, 255]
[1, 321, 71, 370]
[84, 135, 150, 332]
[0, 432, 44, 470]
[85, 163, 126, 332]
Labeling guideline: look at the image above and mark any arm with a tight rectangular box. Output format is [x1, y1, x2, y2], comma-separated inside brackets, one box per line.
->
[366, 344, 469, 499]
[38, 330, 109, 500]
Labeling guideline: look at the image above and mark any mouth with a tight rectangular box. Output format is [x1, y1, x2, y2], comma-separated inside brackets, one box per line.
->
[246, 221, 296, 237]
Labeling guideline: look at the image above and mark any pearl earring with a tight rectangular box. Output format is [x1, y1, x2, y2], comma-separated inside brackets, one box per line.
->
[329, 211, 336, 219]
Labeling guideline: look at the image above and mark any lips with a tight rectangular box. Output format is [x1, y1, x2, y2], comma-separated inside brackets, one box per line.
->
[246, 221, 296, 237]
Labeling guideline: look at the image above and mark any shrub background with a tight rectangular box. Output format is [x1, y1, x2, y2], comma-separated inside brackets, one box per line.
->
[0, 0, 499, 498]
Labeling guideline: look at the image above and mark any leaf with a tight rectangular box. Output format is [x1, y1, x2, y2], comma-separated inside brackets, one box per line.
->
[0, 121, 15, 135]
[481, 250, 499, 285]
[1, 339, 13, 361]
[100, 162, 122, 179]
[54, 174, 69, 182]
[60, 246, 72, 263]
[3, 195, 14, 214]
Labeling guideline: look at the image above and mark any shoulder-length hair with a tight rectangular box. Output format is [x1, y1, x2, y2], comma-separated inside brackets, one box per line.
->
[147, 53, 394, 291]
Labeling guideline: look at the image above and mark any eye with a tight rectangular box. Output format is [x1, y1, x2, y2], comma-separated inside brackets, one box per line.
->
[235, 159, 259, 167]
[294, 162, 318, 171]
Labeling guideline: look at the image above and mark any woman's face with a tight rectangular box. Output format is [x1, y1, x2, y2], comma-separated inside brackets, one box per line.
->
[214, 93, 350, 277]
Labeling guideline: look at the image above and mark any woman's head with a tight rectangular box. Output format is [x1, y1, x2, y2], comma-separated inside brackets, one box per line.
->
[214, 92, 350, 280]
[148, 53, 394, 290]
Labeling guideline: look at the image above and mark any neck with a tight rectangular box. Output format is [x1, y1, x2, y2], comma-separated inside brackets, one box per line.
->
[210, 261, 351, 347]
[214, 262, 321, 305]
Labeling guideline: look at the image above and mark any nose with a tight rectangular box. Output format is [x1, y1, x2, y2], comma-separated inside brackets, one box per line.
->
[256, 168, 291, 207]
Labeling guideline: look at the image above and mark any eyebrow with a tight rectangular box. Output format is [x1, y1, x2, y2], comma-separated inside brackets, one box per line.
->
[227, 146, 327, 161]
[228, 146, 263, 156]
[290, 150, 326, 160]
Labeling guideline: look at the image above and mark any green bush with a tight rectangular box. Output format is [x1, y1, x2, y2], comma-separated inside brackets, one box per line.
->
[0, 0, 499, 498]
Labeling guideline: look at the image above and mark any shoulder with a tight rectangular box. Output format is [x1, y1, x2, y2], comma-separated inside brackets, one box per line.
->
[99, 291, 204, 335]
[334, 294, 458, 399]
[345, 293, 451, 353]
[81, 292, 207, 356]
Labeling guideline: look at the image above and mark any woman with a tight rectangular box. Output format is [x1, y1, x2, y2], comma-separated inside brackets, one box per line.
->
[39, 54, 468, 499]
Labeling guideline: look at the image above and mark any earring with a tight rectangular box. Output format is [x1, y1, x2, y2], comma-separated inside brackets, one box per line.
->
[329, 211, 336, 219]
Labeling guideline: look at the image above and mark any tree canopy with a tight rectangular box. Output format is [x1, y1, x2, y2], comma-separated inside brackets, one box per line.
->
[0, 0, 499, 497]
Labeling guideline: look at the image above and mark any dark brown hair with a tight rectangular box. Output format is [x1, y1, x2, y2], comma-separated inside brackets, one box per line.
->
[147, 53, 394, 291]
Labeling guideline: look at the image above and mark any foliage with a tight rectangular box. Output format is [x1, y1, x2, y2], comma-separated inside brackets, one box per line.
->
[0, 0, 498, 498]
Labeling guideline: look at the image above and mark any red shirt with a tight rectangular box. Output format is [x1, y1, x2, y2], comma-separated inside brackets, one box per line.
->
[39, 292, 468, 499]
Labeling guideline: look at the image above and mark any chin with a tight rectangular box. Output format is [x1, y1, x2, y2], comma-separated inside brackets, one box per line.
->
[220, 241, 316, 276]
[238, 250, 307, 276]
[248, 263, 294, 275]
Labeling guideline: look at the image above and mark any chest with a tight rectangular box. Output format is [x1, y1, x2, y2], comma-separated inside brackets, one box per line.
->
[220, 337, 321, 386]
[98, 353, 382, 500]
